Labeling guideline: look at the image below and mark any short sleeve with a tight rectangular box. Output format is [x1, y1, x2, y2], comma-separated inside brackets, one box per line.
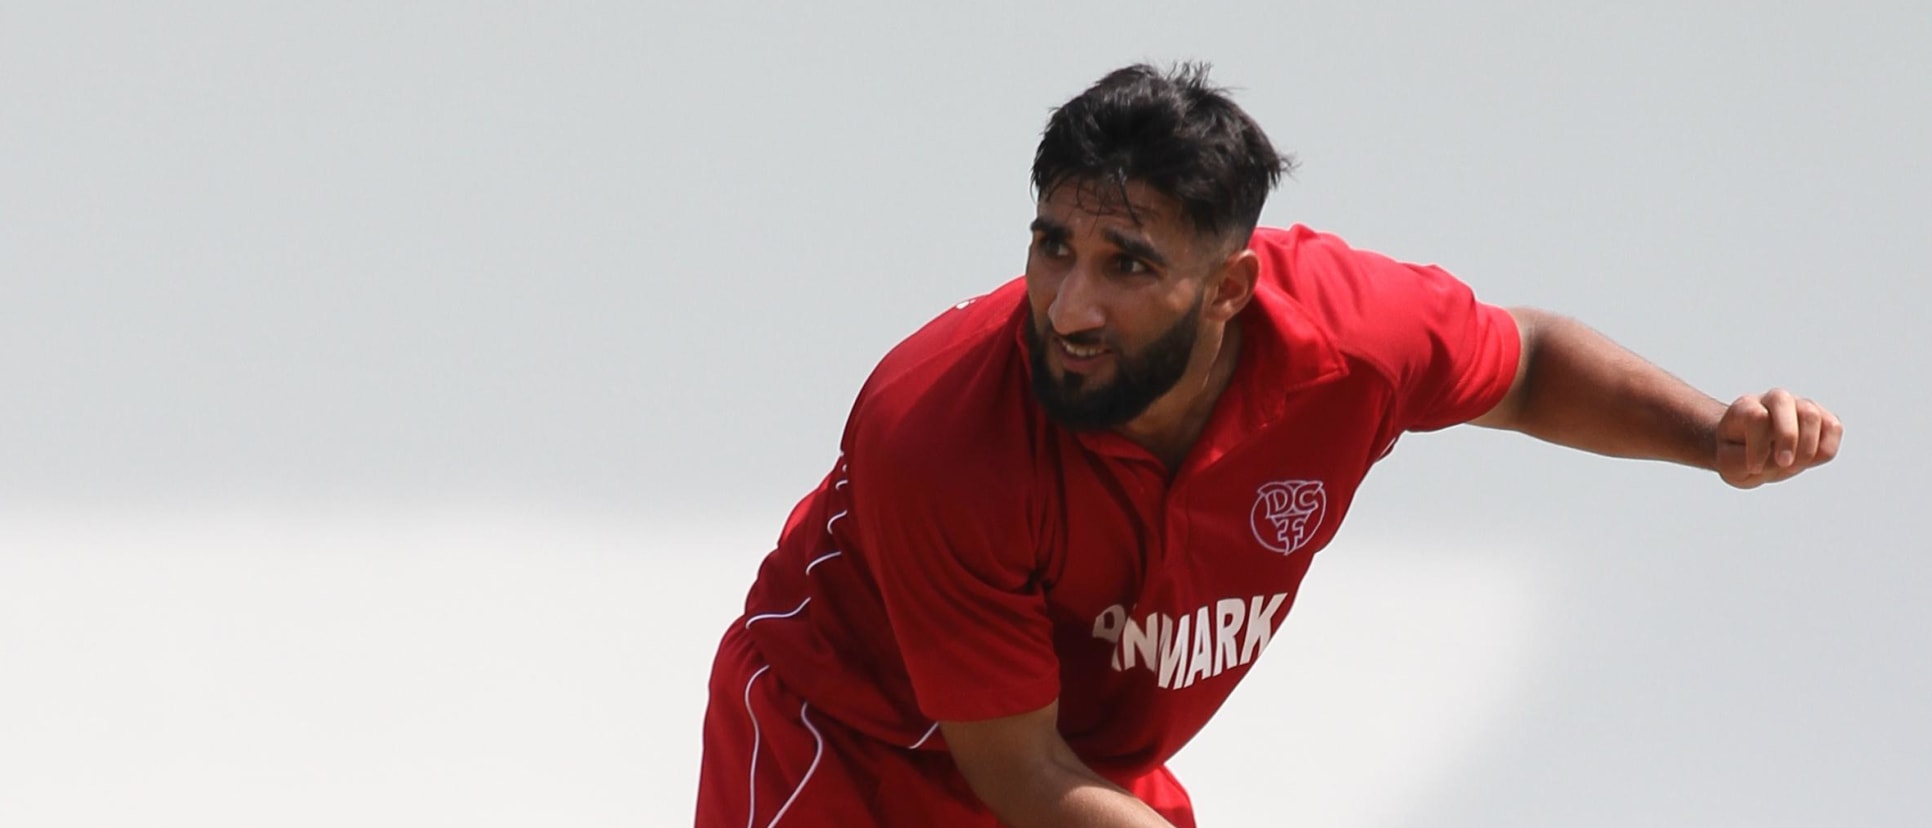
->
[847, 435, 1061, 722]
[1386, 263, 1522, 432]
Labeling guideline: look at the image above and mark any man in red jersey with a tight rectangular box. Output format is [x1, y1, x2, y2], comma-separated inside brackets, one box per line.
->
[694, 63, 1843, 828]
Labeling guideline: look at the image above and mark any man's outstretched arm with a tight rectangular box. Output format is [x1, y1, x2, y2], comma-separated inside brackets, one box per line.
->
[1468, 307, 1843, 488]
[942, 701, 1177, 828]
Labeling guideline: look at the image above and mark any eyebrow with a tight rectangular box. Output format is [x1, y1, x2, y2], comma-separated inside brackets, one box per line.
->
[1028, 217, 1068, 239]
[1103, 227, 1169, 269]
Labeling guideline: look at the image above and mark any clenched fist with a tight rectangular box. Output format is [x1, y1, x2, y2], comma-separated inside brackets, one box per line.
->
[1715, 388, 1843, 489]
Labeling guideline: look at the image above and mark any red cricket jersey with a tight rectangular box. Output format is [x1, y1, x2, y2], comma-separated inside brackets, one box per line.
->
[738, 224, 1520, 781]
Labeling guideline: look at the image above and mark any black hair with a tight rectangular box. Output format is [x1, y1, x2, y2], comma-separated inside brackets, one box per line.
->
[1031, 62, 1293, 246]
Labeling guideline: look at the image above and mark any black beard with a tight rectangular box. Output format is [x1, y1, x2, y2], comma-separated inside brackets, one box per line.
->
[1026, 291, 1204, 431]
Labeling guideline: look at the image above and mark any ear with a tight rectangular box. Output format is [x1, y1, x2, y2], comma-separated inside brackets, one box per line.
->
[1204, 249, 1259, 323]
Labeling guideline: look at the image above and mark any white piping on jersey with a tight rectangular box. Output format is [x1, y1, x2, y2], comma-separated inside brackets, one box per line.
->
[906, 721, 940, 750]
[765, 702, 824, 827]
[744, 598, 811, 629]
[742, 664, 772, 828]
[748, 498, 941, 763]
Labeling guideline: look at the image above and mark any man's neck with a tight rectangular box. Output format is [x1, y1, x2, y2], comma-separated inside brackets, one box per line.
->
[1114, 318, 1243, 472]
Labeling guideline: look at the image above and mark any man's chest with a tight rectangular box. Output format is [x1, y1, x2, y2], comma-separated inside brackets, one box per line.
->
[1035, 392, 1391, 648]
[1014, 388, 1396, 748]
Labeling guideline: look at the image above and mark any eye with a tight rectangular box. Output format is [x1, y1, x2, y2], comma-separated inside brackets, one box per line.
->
[1036, 237, 1071, 258]
[1115, 255, 1150, 275]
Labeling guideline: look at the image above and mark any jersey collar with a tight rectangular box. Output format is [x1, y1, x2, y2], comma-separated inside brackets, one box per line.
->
[1168, 273, 1349, 473]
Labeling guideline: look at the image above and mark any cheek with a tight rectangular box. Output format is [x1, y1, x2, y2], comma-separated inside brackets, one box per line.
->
[1113, 302, 1186, 351]
[1022, 268, 1059, 315]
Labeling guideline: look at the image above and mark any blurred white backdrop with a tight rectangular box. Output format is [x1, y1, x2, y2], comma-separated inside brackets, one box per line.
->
[2, 2, 1926, 826]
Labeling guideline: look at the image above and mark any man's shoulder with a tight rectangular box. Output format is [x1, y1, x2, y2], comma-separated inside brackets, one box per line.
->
[1249, 224, 1482, 382]
[845, 278, 1037, 472]
[864, 278, 1027, 396]
[1249, 224, 1434, 318]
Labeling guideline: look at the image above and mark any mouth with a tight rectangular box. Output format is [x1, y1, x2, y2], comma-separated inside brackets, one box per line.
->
[1053, 335, 1112, 372]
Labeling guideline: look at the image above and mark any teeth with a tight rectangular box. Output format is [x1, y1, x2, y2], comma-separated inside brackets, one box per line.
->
[1061, 340, 1105, 358]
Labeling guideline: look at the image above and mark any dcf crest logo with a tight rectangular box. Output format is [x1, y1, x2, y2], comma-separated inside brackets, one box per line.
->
[1250, 480, 1326, 555]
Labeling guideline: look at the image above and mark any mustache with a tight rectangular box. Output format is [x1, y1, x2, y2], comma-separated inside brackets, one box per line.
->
[1046, 326, 1111, 349]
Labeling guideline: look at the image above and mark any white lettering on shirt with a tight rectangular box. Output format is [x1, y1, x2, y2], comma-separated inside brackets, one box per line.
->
[1158, 611, 1190, 689]
[1093, 593, 1291, 690]
[1120, 612, 1161, 673]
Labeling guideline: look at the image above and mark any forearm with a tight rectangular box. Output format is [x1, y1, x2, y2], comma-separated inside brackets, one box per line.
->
[975, 756, 1175, 828]
[1484, 308, 1727, 470]
[944, 702, 1175, 828]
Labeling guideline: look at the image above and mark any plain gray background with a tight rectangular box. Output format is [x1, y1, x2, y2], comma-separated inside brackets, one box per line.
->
[3, 2, 1926, 825]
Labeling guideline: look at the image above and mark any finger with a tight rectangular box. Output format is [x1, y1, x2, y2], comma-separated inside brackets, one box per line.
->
[1731, 395, 1773, 475]
[1764, 388, 1800, 468]
[1715, 393, 1756, 444]
[1815, 411, 1844, 465]
[1715, 439, 1753, 486]
[1794, 399, 1823, 466]
[1715, 398, 1767, 488]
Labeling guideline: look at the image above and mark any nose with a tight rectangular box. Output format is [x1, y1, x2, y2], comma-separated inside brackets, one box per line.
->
[1046, 262, 1105, 337]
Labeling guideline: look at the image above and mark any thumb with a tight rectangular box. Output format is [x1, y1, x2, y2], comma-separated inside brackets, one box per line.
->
[1715, 437, 1764, 489]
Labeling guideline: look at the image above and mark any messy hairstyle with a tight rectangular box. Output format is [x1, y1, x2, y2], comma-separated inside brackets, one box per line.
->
[1031, 62, 1292, 245]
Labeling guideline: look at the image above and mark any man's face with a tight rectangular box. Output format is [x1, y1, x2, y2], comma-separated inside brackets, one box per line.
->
[1023, 179, 1222, 430]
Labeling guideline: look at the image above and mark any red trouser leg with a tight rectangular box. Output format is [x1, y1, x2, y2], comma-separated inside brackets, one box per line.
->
[695, 624, 876, 827]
